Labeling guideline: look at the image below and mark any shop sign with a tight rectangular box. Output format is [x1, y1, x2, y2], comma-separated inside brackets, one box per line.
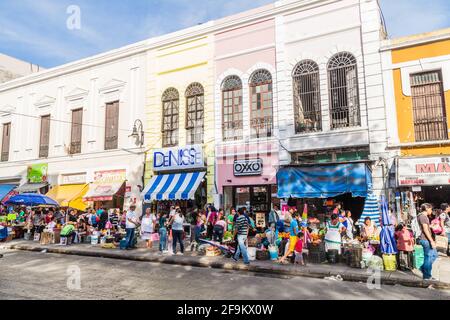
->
[61, 173, 86, 185]
[233, 159, 263, 177]
[27, 163, 48, 183]
[398, 157, 450, 186]
[92, 169, 126, 184]
[153, 145, 204, 172]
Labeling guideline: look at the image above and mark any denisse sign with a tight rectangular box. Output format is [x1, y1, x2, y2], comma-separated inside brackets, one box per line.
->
[153, 145, 204, 172]
[234, 159, 263, 176]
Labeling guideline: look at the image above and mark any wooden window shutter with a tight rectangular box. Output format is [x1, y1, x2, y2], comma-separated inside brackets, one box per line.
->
[1, 123, 11, 162]
[39, 115, 50, 158]
[105, 101, 119, 150]
[70, 108, 83, 154]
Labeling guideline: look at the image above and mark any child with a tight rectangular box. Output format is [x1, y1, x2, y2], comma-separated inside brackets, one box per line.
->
[294, 231, 305, 266]
[395, 224, 414, 271]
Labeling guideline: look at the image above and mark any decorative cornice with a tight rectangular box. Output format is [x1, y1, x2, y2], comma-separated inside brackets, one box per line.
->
[0, 104, 15, 116]
[34, 95, 56, 107]
[65, 87, 89, 101]
[381, 32, 450, 52]
[99, 79, 126, 94]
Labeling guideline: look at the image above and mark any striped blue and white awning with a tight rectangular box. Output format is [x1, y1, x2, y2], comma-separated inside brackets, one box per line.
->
[359, 193, 381, 227]
[141, 172, 206, 202]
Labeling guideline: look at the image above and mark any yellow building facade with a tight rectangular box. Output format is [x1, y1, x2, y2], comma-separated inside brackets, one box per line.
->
[382, 28, 450, 206]
[143, 29, 216, 209]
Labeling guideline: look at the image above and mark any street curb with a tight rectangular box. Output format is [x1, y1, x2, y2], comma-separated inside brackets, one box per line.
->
[3, 243, 450, 290]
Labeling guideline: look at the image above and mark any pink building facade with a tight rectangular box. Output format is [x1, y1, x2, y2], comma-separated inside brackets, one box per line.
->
[213, 6, 280, 213]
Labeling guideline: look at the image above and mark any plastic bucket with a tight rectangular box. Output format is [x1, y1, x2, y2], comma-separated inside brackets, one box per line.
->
[247, 247, 256, 261]
[119, 239, 127, 250]
[91, 235, 99, 245]
[269, 246, 278, 261]
[383, 254, 397, 272]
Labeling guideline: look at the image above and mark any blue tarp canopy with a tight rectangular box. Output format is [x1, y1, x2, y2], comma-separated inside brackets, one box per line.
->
[0, 184, 16, 202]
[277, 163, 372, 199]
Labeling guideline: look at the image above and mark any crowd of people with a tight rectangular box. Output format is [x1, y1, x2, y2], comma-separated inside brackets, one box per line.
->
[1, 200, 449, 279]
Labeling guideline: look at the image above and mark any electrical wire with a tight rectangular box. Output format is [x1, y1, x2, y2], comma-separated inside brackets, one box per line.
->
[0, 109, 155, 135]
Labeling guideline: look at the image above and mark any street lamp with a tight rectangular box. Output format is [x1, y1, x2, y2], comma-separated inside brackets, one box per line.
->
[129, 119, 144, 147]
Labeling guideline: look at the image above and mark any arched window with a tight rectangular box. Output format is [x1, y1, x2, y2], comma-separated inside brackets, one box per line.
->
[222, 76, 243, 141]
[162, 88, 179, 147]
[185, 83, 204, 145]
[327, 52, 360, 129]
[293, 60, 321, 133]
[249, 69, 273, 138]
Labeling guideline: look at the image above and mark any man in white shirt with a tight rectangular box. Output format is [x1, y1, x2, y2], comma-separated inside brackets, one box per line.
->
[125, 205, 140, 250]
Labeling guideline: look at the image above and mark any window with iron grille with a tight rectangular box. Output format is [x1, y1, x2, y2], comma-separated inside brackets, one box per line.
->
[293, 60, 322, 133]
[1, 123, 11, 162]
[185, 83, 204, 145]
[39, 115, 51, 158]
[222, 75, 243, 141]
[410, 70, 448, 142]
[327, 52, 360, 129]
[250, 69, 273, 138]
[70, 108, 83, 154]
[162, 88, 179, 147]
[104, 101, 119, 150]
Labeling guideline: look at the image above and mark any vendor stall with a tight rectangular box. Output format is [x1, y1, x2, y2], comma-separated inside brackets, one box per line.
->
[46, 184, 89, 211]
[83, 170, 126, 211]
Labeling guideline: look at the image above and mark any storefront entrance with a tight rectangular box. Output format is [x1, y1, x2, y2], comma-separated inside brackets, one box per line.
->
[223, 185, 277, 213]
[414, 185, 450, 208]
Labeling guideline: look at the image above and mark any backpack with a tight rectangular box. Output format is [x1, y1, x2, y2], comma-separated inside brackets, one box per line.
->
[430, 218, 443, 235]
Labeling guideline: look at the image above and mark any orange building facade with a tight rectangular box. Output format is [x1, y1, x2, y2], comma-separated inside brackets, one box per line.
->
[381, 28, 450, 207]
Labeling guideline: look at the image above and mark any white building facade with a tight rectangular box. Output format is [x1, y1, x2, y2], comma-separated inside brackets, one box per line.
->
[275, 0, 390, 213]
[0, 43, 148, 213]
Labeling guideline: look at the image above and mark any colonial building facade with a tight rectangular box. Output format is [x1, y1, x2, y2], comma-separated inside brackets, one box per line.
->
[275, 0, 390, 215]
[1, 0, 428, 218]
[381, 28, 450, 209]
[0, 43, 148, 213]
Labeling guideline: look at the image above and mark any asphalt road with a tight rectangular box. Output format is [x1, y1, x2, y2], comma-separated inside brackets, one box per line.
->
[0, 249, 449, 300]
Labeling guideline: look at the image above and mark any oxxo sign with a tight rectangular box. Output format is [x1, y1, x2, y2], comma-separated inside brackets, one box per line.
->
[153, 145, 204, 172]
[234, 159, 263, 177]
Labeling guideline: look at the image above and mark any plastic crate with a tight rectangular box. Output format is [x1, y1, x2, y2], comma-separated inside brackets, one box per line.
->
[326, 250, 340, 264]
[308, 251, 326, 264]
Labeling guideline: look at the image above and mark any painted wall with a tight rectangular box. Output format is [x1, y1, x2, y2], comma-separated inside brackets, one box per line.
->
[214, 12, 279, 198]
[275, 0, 389, 196]
[390, 38, 450, 156]
[276, 0, 370, 160]
[145, 36, 216, 203]
[216, 142, 278, 192]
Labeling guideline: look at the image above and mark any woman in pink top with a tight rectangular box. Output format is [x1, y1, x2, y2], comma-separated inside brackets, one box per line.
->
[395, 224, 414, 271]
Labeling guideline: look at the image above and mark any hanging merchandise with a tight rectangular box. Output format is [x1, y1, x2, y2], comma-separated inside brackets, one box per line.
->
[395, 192, 402, 224]
[408, 192, 417, 220]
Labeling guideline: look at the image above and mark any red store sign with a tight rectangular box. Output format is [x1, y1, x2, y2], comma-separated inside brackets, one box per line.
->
[398, 157, 450, 186]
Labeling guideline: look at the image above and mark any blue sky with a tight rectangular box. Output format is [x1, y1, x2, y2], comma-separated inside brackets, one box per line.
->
[0, 0, 449, 68]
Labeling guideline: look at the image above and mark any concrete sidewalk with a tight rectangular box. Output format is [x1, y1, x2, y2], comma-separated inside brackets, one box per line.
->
[2, 240, 449, 290]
